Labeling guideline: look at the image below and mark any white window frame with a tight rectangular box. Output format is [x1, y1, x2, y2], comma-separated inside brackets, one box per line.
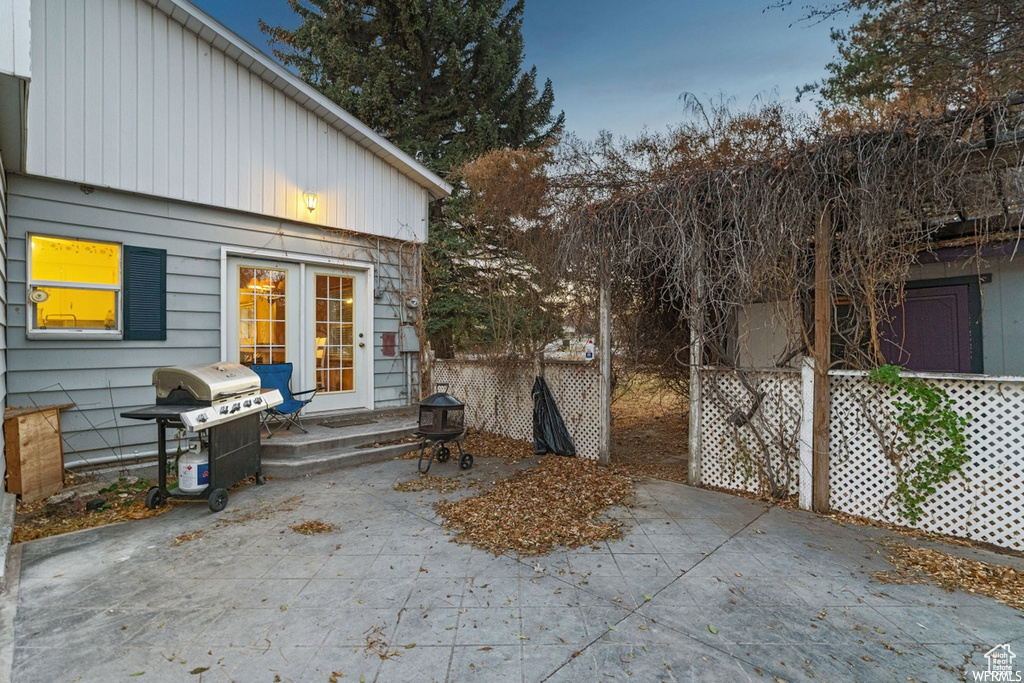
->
[26, 233, 124, 340]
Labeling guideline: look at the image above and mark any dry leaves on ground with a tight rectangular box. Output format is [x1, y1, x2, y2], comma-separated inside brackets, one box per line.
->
[215, 496, 303, 526]
[13, 502, 171, 543]
[290, 520, 334, 535]
[824, 508, 984, 550]
[612, 462, 688, 484]
[399, 431, 534, 463]
[436, 455, 634, 556]
[393, 475, 464, 494]
[610, 375, 689, 484]
[171, 530, 203, 546]
[12, 480, 173, 544]
[461, 432, 534, 462]
[873, 542, 1024, 611]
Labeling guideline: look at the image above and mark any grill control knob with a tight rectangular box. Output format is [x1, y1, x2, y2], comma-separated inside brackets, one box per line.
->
[197, 414, 208, 423]
[243, 399, 252, 407]
[230, 403, 241, 414]
[254, 396, 263, 405]
[219, 406, 229, 415]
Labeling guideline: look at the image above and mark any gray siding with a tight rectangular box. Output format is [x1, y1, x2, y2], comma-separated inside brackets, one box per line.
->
[7, 175, 423, 465]
[0, 152, 7, 481]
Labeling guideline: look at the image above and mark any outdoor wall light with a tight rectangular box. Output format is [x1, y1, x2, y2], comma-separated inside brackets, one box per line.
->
[303, 192, 318, 213]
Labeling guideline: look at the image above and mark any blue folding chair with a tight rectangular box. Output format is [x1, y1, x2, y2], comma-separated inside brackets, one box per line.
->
[250, 363, 322, 437]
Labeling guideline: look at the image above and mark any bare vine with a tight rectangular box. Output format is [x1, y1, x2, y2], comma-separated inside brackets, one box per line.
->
[550, 96, 1024, 490]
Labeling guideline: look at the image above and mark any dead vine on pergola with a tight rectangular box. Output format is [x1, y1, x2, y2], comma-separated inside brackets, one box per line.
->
[560, 101, 1024, 371]
[554, 97, 1024, 496]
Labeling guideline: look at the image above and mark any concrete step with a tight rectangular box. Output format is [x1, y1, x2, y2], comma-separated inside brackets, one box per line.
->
[259, 421, 417, 460]
[261, 440, 419, 479]
[258, 409, 420, 478]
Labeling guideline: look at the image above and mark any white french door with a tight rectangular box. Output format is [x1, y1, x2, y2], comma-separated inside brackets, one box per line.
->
[225, 257, 372, 413]
[305, 266, 371, 412]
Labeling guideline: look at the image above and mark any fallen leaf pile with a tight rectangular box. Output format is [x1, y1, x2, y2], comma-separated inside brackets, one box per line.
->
[290, 520, 334, 535]
[873, 542, 1024, 611]
[399, 431, 534, 463]
[461, 432, 534, 462]
[393, 475, 464, 494]
[13, 475, 284, 543]
[13, 480, 173, 544]
[436, 455, 634, 556]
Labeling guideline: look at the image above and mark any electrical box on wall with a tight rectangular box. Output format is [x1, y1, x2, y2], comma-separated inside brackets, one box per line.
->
[400, 325, 420, 352]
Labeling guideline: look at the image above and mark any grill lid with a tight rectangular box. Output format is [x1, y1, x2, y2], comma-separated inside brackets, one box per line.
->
[153, 363, 260, 403]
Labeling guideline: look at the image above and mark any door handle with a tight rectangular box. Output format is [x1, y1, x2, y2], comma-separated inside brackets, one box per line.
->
[359, 342, 365, 348]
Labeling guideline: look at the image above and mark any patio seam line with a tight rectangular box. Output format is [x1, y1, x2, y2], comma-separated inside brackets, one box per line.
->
[539, 498, 779, 682]
[357, 472, 473, 683]
[366, 456, 600, 683]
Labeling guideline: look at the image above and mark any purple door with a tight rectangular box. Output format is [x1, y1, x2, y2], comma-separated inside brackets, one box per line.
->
[880, 285, 972, 373]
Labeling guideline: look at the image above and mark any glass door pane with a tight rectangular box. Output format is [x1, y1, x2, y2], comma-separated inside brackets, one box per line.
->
[238, 267, 287, 365]
[315, 274, 355, 393]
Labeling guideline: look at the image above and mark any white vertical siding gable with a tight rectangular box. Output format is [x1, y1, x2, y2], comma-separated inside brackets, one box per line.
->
[24, 0, 447, 243]
[0, 0, 31, 78]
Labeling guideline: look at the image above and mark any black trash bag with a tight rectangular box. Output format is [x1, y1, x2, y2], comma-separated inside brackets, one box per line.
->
[532, 376, 577, 457]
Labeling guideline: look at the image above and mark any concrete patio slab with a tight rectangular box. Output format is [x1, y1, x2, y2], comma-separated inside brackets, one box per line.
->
[3, 455, 1023, 682]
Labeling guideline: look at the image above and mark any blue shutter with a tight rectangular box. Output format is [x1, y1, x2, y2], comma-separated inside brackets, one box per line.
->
[123, 246, 167, 341]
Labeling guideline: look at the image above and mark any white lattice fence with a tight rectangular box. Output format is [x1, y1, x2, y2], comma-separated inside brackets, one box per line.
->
[699, 367, 803, 496]
[431, 359, 601, 459]
[830, 371, 1024, 551]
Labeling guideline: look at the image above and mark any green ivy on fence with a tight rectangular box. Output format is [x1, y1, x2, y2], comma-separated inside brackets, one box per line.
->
[868, 365, 971, 525]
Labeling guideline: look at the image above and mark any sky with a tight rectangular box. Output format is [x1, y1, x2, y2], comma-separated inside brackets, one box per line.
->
[191, 0, 846, 141]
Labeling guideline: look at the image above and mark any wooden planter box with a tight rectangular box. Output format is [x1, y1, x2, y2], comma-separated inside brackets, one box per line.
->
[4, 404, 72, 503]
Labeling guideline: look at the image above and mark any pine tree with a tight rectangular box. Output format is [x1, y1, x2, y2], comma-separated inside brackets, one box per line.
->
[262, 1, 564, 355]
[262, 0, 562, 176]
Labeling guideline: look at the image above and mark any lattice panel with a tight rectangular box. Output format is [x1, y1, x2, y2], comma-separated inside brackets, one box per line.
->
[699, 368, 803, 496]
[830, 373, 1024, 551]
[431, 360, 601, 459]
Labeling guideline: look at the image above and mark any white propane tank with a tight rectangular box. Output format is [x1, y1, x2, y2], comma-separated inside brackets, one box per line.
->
[178, 446, 210, 494]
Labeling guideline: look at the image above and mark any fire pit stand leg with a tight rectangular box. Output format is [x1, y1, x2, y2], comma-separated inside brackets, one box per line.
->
[417, 440, 439, 474]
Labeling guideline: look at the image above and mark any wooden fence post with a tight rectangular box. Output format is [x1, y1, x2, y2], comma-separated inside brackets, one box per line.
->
[812, 207, 832, 513]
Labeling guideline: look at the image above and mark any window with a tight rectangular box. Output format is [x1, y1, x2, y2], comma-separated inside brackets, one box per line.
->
[28, 234, 167, 340]
[314, 274, 355, 392]
[237, 266, 288, 364]
[29, 236, 121, 333]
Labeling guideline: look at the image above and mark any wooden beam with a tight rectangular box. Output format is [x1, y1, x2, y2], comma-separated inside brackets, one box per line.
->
[598, 266, 612, 467]
[812, 207, 832, 513]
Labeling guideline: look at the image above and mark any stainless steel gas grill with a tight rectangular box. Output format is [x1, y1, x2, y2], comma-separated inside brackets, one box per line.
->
[122, 363, 283, 512]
